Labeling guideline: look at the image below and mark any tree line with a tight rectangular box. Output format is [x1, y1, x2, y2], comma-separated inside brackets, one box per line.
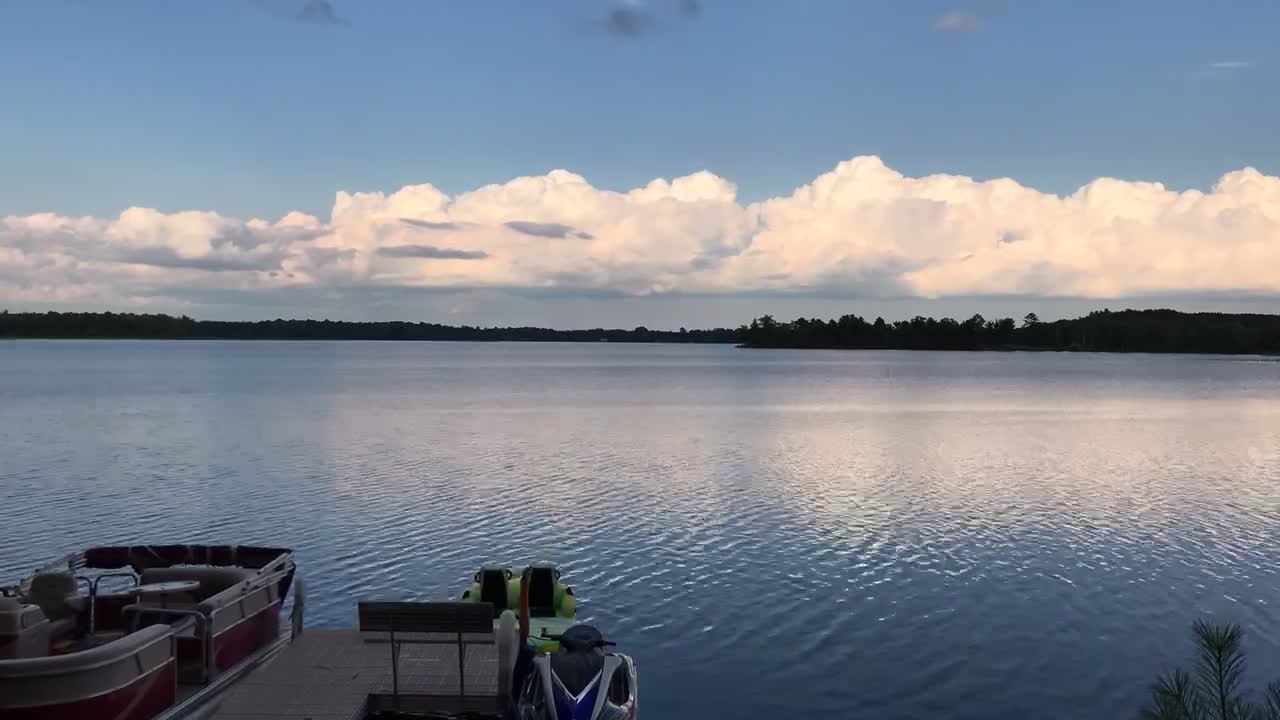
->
[0, 311, 738, 343]
[4, 308, 1279, 354]
[737, 309, 1280, 354]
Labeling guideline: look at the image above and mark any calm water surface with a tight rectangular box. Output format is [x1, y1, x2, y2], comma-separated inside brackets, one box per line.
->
[3, 341, 1280, 718]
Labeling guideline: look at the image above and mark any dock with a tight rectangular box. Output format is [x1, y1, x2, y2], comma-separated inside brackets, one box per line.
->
[211, 629, 504, 720]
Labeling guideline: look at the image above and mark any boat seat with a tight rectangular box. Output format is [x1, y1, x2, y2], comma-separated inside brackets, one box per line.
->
[479, 568, 510, 617]
[550, 625, 607, 696]
[0, 624, 176, 713]
[526, 566, 556, 618]
[0, 597, 51, 659]
[26, 573, 85, 643]
[139, 567, 255, 601]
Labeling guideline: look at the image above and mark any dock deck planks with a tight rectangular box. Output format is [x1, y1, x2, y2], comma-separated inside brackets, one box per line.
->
[210, 629, 502, 719]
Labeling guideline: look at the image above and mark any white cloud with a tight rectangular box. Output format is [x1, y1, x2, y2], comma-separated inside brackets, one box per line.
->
[4, 156, 1280, 311]
[1200, 60, 1255, 78]
[1209, 61, 1253, 70]
[933, 10, 980, 33]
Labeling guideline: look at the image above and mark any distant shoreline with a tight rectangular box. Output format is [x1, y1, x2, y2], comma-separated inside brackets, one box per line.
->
[0, 311, 736, 344]
[737, 309, 1280, 355]
[4, 309, 1280, 355]
[2, 336, 727, 344]
[3, 337, 1275, 357]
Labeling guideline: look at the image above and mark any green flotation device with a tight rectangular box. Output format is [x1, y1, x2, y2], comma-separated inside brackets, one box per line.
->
[459, 562, 575, 621]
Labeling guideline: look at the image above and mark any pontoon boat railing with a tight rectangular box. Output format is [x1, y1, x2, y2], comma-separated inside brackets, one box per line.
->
[122, 606, 211, 683]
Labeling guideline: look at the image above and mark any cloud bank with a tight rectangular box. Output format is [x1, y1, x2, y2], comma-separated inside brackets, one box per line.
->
[4, 156, 1280, 311]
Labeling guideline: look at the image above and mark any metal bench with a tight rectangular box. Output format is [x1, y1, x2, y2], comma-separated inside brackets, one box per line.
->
[357, 601, 494, 701]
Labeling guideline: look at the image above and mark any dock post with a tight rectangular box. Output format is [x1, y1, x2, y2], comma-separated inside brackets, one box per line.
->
[457, 624, 466, 702]
[389, 625, 400, 710]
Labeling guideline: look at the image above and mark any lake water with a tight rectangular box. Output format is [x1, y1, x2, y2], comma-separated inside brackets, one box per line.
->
[2, 340, 1279, 718]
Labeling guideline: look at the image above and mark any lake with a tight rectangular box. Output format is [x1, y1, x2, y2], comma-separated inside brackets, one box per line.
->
[2, 340, 1279, 718]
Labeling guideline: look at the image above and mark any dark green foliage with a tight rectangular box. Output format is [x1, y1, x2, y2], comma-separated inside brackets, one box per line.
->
[1142, 669, 1203, 720]
[6, 308, 1280, 353]
[0, 311, 738, 343]
[739, 309, 1280, 354]
[1264, 682, 1280, 718]
[1197, 622, 1248, 720]
[1139, 622, 1280, 720]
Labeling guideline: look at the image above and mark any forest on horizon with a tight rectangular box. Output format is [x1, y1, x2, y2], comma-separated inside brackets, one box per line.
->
[739, 308, 1280, 354]
[2, 308, 1279, 354]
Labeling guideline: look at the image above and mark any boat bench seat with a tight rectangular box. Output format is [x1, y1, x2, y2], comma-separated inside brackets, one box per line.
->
[26, 572, 85, 645]
[195, 581, 274, 629]
[0, 597, 51, 659]
[0, 624, 176, 713]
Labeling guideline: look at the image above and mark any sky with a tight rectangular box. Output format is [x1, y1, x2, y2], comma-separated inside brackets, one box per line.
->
[2, 0, 1279, 327]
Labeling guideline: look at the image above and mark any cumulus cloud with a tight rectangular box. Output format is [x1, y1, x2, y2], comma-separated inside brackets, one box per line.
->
[4, 157, 1280, 310]
[0, 208, 324, 306]
[114, 245, 287, 273]
[504, 221, 594, 240]
[400, 218, 470, 231]
[377, 245, 489, 260]
[997, 230, 1027, 245]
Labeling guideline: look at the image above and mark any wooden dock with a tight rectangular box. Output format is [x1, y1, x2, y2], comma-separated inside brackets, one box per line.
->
[210, 629, 504, 720]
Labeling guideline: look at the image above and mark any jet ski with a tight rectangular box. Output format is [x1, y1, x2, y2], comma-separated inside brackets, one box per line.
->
[516, 623, 638, 720]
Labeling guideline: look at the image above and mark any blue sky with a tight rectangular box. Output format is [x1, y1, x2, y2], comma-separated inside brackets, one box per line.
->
[4, 0, 1276, 218]
[1, 1, 1279, 325]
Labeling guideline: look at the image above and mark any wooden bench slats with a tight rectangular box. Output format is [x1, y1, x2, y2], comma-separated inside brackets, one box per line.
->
[357, 601, 493, 635]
